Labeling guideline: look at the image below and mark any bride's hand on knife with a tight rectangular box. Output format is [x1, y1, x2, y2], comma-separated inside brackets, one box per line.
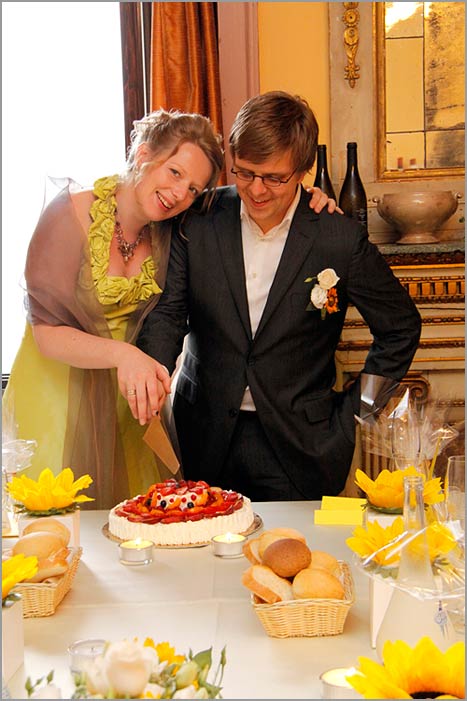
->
[117, 347, 171, 424]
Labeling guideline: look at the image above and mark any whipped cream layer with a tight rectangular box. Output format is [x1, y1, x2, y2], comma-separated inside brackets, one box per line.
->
[109, 497, 254, 546]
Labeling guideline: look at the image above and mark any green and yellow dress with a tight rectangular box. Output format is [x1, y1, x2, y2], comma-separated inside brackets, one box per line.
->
[3, 176, 173, 508]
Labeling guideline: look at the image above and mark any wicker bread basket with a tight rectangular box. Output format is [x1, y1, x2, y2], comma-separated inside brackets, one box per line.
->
[251, 560, 355, 638]
[14, 547, 82, 618]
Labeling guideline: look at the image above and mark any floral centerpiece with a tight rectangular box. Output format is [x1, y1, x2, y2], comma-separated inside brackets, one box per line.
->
[346, 516, 459, 584]
[346, 637, 465, 699]
[355, 466, 445, 516]
[26, 638, 226, 699]
[6, 467, 93, 548]
[6, 467, 93, 517]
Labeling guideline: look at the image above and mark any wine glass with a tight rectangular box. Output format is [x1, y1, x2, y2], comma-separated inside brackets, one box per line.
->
[2, 439, 36, 536]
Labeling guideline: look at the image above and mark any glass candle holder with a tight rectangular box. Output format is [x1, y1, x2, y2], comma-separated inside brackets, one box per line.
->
[211, 532, 246, 558]
[68, 638, 106, 676]
[119, 538, 153, 566]
[319, 667, 360, 699]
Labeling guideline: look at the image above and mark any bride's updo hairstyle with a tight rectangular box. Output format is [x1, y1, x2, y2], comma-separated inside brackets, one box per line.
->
[125, 108, 224, 210]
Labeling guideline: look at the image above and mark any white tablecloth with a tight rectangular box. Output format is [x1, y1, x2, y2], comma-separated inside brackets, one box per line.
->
[6, 502, 376, 699]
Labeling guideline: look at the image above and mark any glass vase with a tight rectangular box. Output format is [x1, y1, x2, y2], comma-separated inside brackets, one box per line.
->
[375, 475, 458, 660]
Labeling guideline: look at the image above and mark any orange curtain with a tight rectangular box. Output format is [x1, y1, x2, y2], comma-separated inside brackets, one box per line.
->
[150, 2, 225, 183]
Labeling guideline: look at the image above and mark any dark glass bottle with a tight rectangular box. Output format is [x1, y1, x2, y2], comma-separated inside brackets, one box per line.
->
[338, 142, 368, 229]
[313, 145, 336, 200]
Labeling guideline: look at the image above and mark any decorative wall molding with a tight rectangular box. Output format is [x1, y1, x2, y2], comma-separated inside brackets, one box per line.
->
[397, 275, 465, 304]
[344, 315, 465, 329]
[338, 337, 465, 352]
[400, 373, 430, 405]
[342, 2, 360, 88]
[385, 250, 465, 266]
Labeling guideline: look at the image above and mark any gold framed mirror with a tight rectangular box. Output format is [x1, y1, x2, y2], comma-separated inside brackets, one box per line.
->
[375, 2, 465, 180]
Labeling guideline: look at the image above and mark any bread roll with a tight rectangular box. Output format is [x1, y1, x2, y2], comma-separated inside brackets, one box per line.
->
[12, 531, 68, 561]
[22, 517, 71, 546]
[242, 565, 294, 604]
[242, 537, 262, 565]
[26, 556, 69, 583]
[309, 550, 340, 576]
[292, 567, 345, 600]
[257, 528, 307, 560]
[264, 527, 307, 543]
[262, 538, 311, 578]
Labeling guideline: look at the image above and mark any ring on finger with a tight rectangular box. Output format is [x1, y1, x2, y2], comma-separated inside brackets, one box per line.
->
[127, 388, 137, 396]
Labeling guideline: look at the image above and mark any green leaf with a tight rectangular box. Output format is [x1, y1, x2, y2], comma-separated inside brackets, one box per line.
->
[320, 308, 326, 320]
[366, 501, 403, 515]
[16, 504, 78, 517]
[191, 648, 212, 670]
[200, 680, 222, 698]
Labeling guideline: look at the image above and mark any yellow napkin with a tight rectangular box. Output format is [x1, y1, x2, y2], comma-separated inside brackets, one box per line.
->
[314, 496, 366, 525]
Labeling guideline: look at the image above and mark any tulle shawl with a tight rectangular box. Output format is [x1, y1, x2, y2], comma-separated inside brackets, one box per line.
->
[24, 180, 172, 508]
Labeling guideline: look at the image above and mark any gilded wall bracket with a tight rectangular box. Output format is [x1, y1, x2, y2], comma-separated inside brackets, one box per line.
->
[342, 2, 360, 88]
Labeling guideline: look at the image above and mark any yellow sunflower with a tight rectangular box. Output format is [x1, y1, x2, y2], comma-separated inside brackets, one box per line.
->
[346, 517, 405, 567]
[7, 467, 93, 513]
[347, 637, 465, 699]
[2, 553, 38, 600]
[355, 467, 444, 510]
[346, 517, 457, 569]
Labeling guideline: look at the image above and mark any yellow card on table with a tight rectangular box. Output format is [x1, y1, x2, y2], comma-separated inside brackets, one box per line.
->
[143, 415, 180, 474]
[321, 496, 366, 511]
[314, 509, 364, 526]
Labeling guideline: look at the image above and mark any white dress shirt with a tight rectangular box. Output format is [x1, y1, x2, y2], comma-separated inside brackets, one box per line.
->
[240, 186, 301, 410]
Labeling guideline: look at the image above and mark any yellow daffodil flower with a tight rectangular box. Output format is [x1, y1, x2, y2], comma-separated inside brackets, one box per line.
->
[355, 466, 444, 510]
[149, 639, 185, 667]
[2, 553, 38, 600]
[6, 467, 93, 513]
[347, 637, 465, 699]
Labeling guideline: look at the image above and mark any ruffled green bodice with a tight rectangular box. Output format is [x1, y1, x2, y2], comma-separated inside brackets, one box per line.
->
[89, 175, 162, 307]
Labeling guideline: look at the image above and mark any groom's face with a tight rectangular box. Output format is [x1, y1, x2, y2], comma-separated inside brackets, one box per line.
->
[233, 149, 305, 234]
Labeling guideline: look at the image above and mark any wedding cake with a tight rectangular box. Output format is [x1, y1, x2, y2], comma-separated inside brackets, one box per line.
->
[109, 479, 254, 546]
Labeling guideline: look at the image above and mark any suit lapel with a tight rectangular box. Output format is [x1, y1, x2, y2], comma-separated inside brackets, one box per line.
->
[213, 193, 252, 340]
[255, 194, 319, 338]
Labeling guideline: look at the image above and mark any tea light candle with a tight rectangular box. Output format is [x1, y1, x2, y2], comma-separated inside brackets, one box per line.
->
[68, 638, 106, 675]
[320, 667, 360, 699]
[119, 538, 153, 565]
[211, 532, 246, 557]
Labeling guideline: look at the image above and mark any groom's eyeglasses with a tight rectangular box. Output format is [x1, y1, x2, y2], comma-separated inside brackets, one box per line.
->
[230, 167, 296, 188]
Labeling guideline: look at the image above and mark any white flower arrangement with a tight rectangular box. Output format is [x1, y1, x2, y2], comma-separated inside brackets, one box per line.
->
[22, 639, 226, 700]
[305, 268, 340, 319]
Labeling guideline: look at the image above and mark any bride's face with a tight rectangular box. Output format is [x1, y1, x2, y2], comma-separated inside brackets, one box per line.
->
[135, 142, 213, 221]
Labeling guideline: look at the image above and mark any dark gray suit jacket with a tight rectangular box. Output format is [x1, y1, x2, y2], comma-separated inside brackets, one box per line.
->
[138, 186, 421, 498]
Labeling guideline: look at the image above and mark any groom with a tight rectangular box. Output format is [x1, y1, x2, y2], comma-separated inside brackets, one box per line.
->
[137, 91, 421, 500]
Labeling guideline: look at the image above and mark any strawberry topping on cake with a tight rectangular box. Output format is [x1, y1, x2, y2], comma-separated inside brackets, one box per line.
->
[115, 479, 244, 525]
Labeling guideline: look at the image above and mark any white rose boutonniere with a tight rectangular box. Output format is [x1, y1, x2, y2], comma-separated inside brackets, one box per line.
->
[305, 268, 340, 320]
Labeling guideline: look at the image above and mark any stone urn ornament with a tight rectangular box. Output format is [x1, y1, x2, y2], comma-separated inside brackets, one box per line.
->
[373, 191, 461, 244]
